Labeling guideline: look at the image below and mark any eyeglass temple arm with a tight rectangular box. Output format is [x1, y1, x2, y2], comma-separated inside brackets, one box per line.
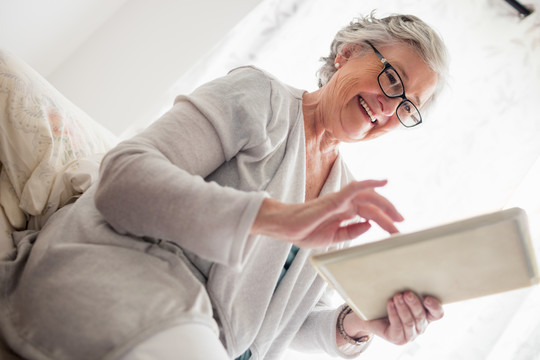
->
[365, 41, 388, 65]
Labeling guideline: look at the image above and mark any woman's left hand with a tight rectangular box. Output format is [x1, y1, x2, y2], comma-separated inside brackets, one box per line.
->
[342, 292, 444, 346]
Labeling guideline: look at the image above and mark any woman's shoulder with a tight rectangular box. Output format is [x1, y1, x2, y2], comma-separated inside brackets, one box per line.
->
[226, 65, 305, 101]
[226, 65, 277, 82]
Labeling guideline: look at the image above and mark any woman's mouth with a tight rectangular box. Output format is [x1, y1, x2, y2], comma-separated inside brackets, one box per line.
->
[358, 97, 378, 124]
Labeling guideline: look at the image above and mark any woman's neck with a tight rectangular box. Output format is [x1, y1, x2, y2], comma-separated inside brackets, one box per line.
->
[302, 90, 340, 158]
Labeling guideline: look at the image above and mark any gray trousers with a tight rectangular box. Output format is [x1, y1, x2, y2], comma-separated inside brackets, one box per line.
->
[0, 209, 219, 360]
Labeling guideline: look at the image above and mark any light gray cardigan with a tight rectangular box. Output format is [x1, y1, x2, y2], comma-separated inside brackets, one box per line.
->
[95, 66, 359, 359]
[0, 67, 360, 360]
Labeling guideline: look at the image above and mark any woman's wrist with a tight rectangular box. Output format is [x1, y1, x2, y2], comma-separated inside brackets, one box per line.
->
[337, 305, 373, 347]
[250, 197, 310, 240]
[250, 198, 290, 237]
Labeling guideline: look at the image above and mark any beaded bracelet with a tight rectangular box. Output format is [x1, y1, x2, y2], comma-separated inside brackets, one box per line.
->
[337, 305, 371, 345]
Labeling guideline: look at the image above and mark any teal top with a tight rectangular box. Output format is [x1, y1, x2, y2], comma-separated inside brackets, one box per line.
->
[236, 349, 252, 360]
[235, 245, 300, 360]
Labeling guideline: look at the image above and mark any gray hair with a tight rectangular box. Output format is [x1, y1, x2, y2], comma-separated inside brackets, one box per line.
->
[317, 12, 449, 115]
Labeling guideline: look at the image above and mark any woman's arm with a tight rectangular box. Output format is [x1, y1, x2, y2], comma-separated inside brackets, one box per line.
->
[95, 69, 273, 267]
[250, 180, 403, 248]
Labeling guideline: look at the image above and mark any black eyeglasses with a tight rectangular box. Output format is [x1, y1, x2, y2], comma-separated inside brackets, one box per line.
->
[366, 41, 422, 128]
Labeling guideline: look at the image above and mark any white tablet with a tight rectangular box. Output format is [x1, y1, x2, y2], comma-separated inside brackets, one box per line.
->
[310, 207, 539, 320]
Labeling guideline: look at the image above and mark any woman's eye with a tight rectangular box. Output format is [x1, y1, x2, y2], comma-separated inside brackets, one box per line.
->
[386, 72, 398, 85]
[403, 103, 412, 113]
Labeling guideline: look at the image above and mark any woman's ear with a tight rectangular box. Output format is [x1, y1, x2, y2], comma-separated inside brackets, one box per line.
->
[336, 45, 358, 68]
[335, 53, 344, 68]
[340, 43, 362, 60]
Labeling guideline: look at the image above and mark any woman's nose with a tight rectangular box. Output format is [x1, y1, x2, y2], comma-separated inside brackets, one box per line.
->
[378, 95, 401, 117]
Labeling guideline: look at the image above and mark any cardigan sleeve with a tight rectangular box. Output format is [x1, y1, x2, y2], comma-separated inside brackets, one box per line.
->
[290, 289, 370, 358]
[94, 67, 278, 268]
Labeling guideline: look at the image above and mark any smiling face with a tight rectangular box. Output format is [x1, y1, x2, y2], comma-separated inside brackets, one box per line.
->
[314, 42, 438, 142]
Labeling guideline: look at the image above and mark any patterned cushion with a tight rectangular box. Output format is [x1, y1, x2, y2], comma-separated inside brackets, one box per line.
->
[0, 48, 118, 242]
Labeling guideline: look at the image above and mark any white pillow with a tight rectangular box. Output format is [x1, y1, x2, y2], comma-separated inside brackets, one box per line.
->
[0, 48, 118, 235]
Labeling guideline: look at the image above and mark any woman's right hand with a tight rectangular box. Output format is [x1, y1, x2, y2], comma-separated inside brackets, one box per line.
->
[250, 180, 404, 248]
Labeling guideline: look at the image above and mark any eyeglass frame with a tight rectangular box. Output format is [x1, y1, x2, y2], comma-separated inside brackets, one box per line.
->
[365, 41, 422, 128]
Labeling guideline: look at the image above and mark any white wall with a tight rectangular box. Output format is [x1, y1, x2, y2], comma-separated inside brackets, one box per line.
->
[0, 0, 129, 77]
[0, 0, 262, 135]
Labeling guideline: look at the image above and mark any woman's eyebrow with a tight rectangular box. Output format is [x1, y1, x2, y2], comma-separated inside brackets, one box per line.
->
[392, 60, 408, 81]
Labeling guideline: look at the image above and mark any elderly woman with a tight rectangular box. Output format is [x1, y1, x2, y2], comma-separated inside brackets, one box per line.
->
[2, 12, 448, 360]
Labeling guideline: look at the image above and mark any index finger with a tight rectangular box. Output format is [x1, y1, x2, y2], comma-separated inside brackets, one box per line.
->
[345, 180, 404, 221]
[354, 204, 400, 234]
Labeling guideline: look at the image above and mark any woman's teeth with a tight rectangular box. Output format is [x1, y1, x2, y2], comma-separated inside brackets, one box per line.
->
[359, 97, 377, 123]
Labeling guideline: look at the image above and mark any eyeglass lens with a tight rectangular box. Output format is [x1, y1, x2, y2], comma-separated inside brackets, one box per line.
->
[379, 68, 421, 127]
[397, 102, 421, 127]
[379, 68, 403, 97]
